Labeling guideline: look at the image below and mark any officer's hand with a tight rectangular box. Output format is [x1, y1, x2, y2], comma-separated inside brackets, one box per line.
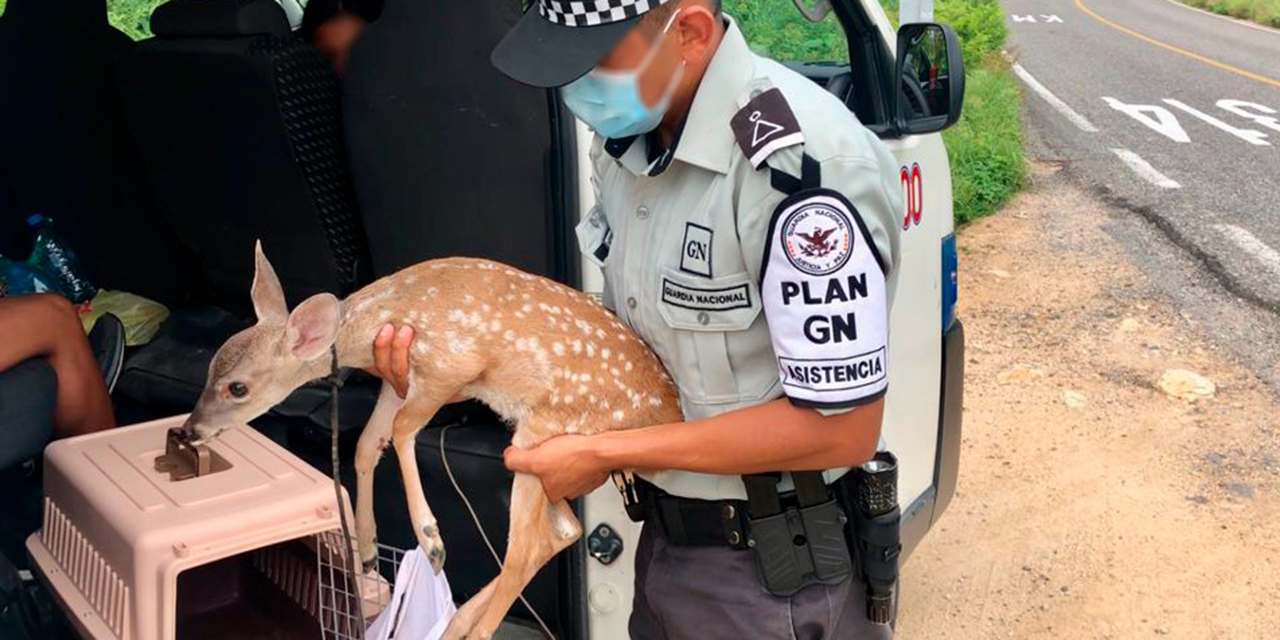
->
[368, 324, 414, 399]
[504, 436, 610, 503]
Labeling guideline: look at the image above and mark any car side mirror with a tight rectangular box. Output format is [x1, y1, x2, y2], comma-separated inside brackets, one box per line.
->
[894, 23, 965, 135]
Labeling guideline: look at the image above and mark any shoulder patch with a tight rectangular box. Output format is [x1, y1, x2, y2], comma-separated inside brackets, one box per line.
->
[732, 88, 804, 169]
[758, 188, 890, 408]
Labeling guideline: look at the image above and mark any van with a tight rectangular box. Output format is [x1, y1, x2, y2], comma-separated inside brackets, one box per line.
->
[0, 0, 964, 637]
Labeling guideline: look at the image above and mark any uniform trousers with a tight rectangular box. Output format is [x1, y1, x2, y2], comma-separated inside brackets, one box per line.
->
[628, 521, 895, 640]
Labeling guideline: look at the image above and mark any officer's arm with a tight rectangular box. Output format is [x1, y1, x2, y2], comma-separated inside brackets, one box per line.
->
[593, 395, 882, 473]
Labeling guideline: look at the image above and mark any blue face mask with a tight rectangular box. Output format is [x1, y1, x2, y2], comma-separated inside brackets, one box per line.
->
[561, 10, 686, 140]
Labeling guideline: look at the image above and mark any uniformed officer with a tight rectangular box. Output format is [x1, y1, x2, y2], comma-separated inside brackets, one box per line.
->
[374, 0, 904, 638]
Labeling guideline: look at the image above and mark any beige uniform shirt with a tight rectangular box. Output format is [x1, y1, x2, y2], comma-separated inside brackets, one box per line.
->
[575, 17, 903, 501]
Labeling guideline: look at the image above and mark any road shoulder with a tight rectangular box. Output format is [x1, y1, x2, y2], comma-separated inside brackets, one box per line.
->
[897, 162, 1280, 639]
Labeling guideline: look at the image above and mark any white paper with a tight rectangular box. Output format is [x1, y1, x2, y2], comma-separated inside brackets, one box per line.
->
[365, 547, 457, 640]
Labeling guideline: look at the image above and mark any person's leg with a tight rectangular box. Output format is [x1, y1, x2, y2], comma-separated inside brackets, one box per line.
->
[0, 294, 115, 437]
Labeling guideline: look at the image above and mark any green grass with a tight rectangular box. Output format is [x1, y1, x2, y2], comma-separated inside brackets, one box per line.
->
[1175, 0, 1280, 27]
[732, 0, 1025, 224]
[942, 56, 1026, 224]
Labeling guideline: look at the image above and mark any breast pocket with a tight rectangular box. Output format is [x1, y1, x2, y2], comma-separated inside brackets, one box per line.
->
[657, 268, 777, 411]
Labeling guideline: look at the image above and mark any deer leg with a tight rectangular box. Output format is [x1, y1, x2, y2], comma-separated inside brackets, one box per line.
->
[353, 382, 401, 572]
[390, 384, 460, 574]
[452, 473, 582, 640]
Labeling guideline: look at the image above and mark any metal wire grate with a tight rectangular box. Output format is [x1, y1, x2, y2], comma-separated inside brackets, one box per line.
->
[316, 530, 405, 640]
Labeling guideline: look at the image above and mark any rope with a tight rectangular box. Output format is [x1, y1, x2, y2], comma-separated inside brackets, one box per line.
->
[327, 344, 364, 638]
[440, 425, 557, 640]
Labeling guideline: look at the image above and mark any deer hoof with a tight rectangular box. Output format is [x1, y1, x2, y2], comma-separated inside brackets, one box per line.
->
[417, 523, 446, 574]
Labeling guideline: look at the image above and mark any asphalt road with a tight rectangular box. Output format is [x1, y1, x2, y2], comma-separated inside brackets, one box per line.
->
[1003, 0, 1280, 386]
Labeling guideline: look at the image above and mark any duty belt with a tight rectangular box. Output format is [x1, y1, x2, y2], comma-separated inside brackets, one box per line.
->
[611, 471, 834, 550]
[613, 472, 753, 549]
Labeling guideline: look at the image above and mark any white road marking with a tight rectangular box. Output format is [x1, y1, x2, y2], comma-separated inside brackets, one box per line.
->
[1215, 224, 1280, 279]
[1102, 97, 1190, 142]
[1164, 99, 1271, 146]
[1011, 63, 1099, 132]
[1155, 0, 1280, 37]
[1216, 99, 1280, 134]
[1110, 148, 1182, 188]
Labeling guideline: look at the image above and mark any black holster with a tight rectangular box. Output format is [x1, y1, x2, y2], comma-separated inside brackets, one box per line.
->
[841, 452, 902, 626]
[742, 472, 853, 597]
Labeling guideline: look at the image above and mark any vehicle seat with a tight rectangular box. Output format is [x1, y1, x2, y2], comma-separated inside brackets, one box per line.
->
[341, 0, 573, 279]
[116, 0, 370, 316]
[826, 71, 855, 106]
[113, 0, 373, 412]
[0, 0, 196, 304]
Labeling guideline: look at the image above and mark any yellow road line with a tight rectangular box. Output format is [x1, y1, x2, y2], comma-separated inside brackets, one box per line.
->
[1074, 0, 1280, 89]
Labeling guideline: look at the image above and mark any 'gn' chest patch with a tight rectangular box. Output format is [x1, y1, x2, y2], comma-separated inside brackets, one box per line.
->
[680, 223, 713, 278]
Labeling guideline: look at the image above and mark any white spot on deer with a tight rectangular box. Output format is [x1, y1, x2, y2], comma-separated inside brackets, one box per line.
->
[482, 303, 491, 312]
[649, 396, 663, 406]
[625, 361, 634, 372]
[612, 410, 625, 422]
[427, 287, 438, 296]
[611, 367, 621, 377]
[571, 340, 582, 354]
[601, 362, 609, 371]
[577, 385, 588, 395]
[462, 294, 474, 303]
[586, 343, 595, 357]
[601, 348, 611, 360]
[580, 373, 592, 383]
[596, 329, 606, 339]
[445, 331, 475, 354]
[552, 342, 565, 356]
[515, 311, 525, 319]
[489, 319, 501, 332]
[379, 310, 392, 320]
[617, 333, 629, 341]
[563, 395, 575, 404]
[404, 275, 417, 284]
[521, 293, 531, 300]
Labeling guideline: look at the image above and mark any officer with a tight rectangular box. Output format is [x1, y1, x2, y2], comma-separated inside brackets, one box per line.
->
[374, 0, 904, 638]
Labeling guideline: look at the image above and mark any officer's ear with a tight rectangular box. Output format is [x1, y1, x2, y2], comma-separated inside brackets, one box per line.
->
[675, 3, 718, 61]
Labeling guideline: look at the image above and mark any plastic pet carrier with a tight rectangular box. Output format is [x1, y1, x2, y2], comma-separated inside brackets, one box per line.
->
[24, 414, 400, 640]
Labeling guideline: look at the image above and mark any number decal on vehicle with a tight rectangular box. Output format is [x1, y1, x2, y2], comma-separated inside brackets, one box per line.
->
[900, 163, 924, 230]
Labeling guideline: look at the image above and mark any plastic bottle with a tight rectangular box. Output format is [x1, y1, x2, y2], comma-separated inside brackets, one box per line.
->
[26, 214, 97, 303]
[0, 253, 66, 297]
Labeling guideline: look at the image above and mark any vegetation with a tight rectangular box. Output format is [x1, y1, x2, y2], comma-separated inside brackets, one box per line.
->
[730, 0, 1025, 224]
[1175, 0, 1280, 27]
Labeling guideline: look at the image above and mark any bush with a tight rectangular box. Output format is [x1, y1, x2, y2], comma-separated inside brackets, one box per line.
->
[723, 0, 849, 62]
[934, 0, 1009, 66]
[1177, 0, 1280, 28]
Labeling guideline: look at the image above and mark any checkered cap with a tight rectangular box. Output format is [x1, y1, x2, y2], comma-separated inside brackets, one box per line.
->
[537, 0, 673, 27]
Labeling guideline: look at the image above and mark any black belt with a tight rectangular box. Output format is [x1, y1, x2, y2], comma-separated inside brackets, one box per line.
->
[626, 477, 820, 551]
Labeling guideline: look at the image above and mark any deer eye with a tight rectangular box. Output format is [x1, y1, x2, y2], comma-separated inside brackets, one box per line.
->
[229, 382, 249, 398]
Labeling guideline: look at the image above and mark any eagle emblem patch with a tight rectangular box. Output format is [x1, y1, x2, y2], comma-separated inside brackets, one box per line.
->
[781, 201, 853, 276]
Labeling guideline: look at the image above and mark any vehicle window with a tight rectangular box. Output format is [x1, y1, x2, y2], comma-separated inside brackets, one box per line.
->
[725, 0, 850, 64]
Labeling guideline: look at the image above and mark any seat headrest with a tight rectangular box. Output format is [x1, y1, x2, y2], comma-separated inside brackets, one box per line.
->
[150, 0, 291, 39]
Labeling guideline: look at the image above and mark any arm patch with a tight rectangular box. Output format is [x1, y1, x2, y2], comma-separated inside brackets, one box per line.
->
[760, 189, 889, 409]
[732, 88, 804, 169]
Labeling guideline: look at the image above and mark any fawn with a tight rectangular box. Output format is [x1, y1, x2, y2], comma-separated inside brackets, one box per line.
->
[182, 243, 681, 640]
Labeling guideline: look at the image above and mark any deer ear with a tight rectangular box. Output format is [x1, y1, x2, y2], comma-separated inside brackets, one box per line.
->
[285, 293, 341, 361]
[251, 240, 288, 324]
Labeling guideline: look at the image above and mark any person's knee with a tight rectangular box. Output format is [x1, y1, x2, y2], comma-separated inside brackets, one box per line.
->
[30, 293, 78, 324]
